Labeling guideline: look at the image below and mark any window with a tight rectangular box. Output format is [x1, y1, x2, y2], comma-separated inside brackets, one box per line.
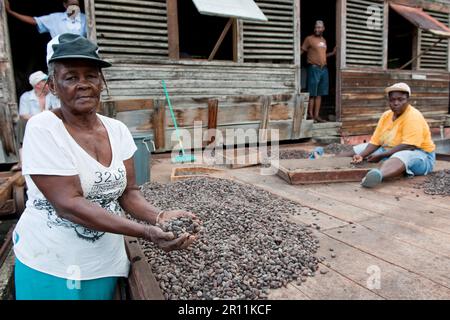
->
[177, 0, 233, 61]
[418, 10, 449, 70]
[243, 0, 295, 64]
[95, 0, 169, 59]
[387, 8, 415, 69]
[345, 0, 385, 68]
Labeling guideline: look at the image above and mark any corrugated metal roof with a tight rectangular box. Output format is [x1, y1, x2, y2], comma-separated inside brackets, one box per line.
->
[390, 3, 450, 38]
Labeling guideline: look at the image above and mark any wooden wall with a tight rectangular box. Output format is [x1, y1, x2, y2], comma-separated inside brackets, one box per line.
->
[102, 60, 297, 100]
[340, 69, 450, 135]
[105, 92, 311, 152]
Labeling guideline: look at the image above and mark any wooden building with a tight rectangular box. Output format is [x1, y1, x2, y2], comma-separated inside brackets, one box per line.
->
[1, 0, 450, 157]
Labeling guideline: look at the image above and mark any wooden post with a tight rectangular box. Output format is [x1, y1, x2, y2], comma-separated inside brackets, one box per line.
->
[294, 0, 301, 94]
[166, 0, 180, 60]
[259, 96, 271, 141]
[233, 19, 244, 63]
[99, 100, 116, 118]
[207, 99, 219, 144]
[124, 236, 164, 300]
[209, 18, 234, 61]
[84, 0, 97, 42]
[152, 99, 166, 151]
[292, 94, 305, 139]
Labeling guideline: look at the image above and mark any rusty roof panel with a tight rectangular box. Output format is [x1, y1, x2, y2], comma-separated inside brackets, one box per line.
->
[390, 3, 450, 38]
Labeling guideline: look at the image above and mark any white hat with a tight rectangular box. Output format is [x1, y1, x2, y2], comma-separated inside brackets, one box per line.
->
[385, 82, 411, 96]
[29, 71, 48, 87]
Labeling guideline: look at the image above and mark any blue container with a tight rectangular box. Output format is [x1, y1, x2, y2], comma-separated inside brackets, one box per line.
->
[132, 131, 154, 185]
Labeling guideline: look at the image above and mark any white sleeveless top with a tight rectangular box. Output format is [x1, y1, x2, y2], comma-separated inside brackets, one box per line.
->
[14, 111, 137, 280]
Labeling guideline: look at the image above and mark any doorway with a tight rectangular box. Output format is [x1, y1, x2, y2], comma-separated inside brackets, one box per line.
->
[300, 0, 337, 121]
[6, 0, 85, 101]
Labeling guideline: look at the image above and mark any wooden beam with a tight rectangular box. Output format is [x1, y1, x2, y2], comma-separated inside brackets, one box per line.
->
[152, 99, 166, 151]
[291, 94, 305, 139]
[383, 1, 389, 70]
[259, 95, 271, 141]
[209, 18, 234, 61]
[207, 99, 218, 144]
[166, 0, 179, 60]
[293, 0, 301, 94]
[84, 0, 97, 43]
[124, 236, 164, 300]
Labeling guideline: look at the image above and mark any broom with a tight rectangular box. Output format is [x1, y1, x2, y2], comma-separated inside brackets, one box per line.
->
[162, 80, 196, 163]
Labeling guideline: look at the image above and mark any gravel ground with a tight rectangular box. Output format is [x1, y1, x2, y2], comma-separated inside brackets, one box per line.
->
[139, 178, 321, 300]
[418, 170, 450, 196]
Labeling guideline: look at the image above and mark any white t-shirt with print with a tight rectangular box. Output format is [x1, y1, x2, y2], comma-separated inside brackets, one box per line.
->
[14, 111, 137, 280]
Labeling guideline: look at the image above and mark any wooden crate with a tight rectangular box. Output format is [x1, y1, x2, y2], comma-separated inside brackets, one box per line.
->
[0, 171, 25, 217]
[171, 166, 223, 182]
[222, 148, 264, 169]
[275, 157, 379, 185]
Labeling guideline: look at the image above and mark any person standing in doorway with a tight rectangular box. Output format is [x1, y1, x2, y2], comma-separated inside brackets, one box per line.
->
[4, 0, 87, 38]
[301, 20, 336, 123]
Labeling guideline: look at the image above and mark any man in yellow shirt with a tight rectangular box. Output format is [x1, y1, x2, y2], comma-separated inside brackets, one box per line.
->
[340, 82, 436, 188]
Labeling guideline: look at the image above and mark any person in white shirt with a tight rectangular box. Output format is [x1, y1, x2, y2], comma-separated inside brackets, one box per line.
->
[14, 33, 199, 300]
[19, 70, 60, 120]
[5, 0, 87, 38]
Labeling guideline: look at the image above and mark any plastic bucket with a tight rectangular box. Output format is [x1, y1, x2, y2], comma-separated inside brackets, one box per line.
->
[131, 131, 154, 185]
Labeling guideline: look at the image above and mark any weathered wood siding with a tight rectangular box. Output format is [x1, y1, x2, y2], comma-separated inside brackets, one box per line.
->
[418, 9, 449, 71]
[345, 0, 385, 68]
[340, 69, 450, 135]
[102, 61, 296, 100]
[94, 0, 168, 59]
[243, 0, 295, 63]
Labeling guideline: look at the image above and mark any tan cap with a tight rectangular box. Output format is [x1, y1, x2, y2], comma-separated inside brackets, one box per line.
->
[385, 82, 411, 96]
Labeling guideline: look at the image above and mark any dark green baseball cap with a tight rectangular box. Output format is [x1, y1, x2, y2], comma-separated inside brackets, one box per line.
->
[47, 33, 111, 68]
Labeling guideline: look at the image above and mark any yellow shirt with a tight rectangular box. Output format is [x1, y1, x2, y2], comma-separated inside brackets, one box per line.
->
[370, 105, 435, 153]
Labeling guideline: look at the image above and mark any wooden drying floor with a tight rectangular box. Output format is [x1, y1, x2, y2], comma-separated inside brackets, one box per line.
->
[151, 153, 450, 300]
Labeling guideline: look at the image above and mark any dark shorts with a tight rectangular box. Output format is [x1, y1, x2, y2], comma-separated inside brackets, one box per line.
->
[307, 65, 329, 97]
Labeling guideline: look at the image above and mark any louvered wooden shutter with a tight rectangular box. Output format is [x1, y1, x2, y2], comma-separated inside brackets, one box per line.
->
[418, 10, 449, 71]
[345, 0, 384, 67]
[243, 0, 294, 63]
[94, 0, 168, 59]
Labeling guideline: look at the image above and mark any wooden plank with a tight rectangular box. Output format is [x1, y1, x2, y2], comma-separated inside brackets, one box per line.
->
[207, 99, 219, 144]
[314, 232, 450, 299]
[85, 0, 98, 42]
[0, 223, 14, 267]
[114, 99, 154, 113]
[124, 236, 164, 300]
[307, 184, 450, 235]
[152, 99, 166, 151]
[231, 167, 378, 223]
[323, 224, 450, 288]
[209, 18, 234, 61]
[291, 264, 383, 300]
[0, 199, 14, 217]
[276, 158, 378, 185]
[166, 0, 179, 60]
[291, 94, 305, 139]
[360, 216, 450, 258]
[311, 182, 450, 222]
[268, 283, 310, 300]
[259, 96, 271, 133]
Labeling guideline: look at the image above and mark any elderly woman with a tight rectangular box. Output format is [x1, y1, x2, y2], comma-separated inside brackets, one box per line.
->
[340, 82, 436, 188]
[13, 33, 198, 300]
